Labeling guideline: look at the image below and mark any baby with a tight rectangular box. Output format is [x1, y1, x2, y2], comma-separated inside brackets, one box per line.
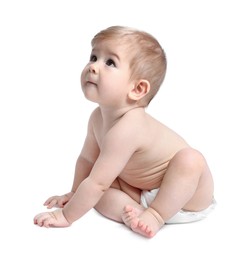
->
[34, 26, 215, 238]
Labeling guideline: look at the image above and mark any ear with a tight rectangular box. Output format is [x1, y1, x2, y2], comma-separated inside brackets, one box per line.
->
[128, 80, 150, 101]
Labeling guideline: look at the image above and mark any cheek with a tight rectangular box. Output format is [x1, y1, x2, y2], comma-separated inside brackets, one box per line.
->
[80, 68, 87, 85]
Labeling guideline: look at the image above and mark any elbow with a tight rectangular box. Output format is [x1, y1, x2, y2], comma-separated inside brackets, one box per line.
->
[96, 182, 109, 193]
[86, 177, 109, 194]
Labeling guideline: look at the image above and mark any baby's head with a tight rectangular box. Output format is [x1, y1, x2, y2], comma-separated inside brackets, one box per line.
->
[91, 26, 167, 106]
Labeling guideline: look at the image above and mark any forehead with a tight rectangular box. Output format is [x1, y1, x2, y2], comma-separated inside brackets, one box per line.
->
[92, 39, 127, 54]
[92, 39, 135, 64]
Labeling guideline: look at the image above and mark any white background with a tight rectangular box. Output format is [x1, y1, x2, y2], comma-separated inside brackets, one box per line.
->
[0, 0, 247, 259]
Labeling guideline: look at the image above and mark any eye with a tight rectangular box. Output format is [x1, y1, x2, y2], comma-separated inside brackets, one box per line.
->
[106, 59, 116, 67]
[90, 54, 97, 62]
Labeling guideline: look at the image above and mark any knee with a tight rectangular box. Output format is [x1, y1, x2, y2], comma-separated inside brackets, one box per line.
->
[175, 148, 206, 172]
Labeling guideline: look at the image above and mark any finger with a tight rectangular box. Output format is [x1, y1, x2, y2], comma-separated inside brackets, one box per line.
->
[43, 217, 53, 228]
[35, 213, 50, 227]
[34, 214, 45, 227]
[43, 196, 57, 206]
[46, 199, 58, 209]
[35, 217, 44, 227]
[58, 198, 68, 208]
[34, 213, 43, 225]
[33, 216, 38, 224]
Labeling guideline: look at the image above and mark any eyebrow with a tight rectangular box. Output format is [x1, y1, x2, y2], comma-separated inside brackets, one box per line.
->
[108, 51, 120, 61]
[91, 47, 120, 61]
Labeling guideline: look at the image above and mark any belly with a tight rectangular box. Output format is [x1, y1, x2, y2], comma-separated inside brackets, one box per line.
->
[119, 160, 169, 190]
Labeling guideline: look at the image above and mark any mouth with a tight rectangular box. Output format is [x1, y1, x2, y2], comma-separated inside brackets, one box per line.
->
[85, 80, 97, 87]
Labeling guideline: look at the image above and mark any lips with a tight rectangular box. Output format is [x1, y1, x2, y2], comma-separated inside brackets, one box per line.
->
[85, 80, 97, 86]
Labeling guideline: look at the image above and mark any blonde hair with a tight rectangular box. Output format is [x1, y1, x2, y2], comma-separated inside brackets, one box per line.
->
[91, 26, 167, 106]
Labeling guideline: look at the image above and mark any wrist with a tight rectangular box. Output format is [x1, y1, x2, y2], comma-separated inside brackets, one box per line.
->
[62, 208, 73, 225]
[65, 191, 75, 198]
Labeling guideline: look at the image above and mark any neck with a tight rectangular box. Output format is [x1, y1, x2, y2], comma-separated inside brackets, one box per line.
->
[99, 104, 141, 128]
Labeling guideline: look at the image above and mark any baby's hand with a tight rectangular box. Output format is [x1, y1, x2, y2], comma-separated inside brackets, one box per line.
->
[43, 192, 74, 209]
[34, 209, 70, 228]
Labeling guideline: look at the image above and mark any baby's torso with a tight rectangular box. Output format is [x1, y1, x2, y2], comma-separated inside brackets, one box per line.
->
[93, 108, 189, 190]
[120, 121, 189, 189]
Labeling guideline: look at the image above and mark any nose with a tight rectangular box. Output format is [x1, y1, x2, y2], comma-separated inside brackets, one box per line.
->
[89, 63, 98, 74]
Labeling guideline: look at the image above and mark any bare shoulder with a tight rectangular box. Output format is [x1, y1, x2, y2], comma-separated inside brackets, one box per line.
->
[116, 108, 148, 132]
[87, 107, 102, 131]
[109, 108, 156, 146]
[89, 107, 101, 123]
[121, 107, 189, 149]
[102, 108, 147, 148]
[121, 107, 166, 132]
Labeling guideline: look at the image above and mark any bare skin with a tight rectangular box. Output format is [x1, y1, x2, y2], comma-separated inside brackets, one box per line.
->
[34, 36, 214, 238]
[98, 147, 214, 238]
[122, 205, 155, 237]
[34, 209, 70, 228]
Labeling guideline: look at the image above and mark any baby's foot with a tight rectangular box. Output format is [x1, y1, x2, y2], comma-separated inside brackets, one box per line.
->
[122, 205, 144, 228]
[129, 207, 164, 238]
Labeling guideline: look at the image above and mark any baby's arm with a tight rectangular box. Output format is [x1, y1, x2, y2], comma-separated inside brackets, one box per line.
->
[34, 111, 100, 227]
[34, 147, 126, 227]
[42, 155, 95, 209]
[34, 111, 140, 227]
[43, 110, 99, 208]
[43, 153, 97, 210]
[61, 116, 141, 224]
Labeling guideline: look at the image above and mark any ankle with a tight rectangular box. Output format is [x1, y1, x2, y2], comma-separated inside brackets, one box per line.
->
[146, 207, 164, 226]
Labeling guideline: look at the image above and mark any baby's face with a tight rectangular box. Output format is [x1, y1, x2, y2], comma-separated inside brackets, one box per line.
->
[81, 40, 135, 107]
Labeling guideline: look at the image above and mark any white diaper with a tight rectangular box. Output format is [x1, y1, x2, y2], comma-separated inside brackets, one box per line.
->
[140, 188, 216, 224]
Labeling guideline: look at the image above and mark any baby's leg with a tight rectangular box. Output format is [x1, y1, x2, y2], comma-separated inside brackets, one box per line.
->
[130, 148, 214, 238]
[94, 179, 144, 223]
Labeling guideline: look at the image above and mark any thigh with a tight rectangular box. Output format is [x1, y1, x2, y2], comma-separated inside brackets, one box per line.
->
[151, 148, 214, 217]
[113, 178, 141, 203]
[167, 147, 214, 211]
